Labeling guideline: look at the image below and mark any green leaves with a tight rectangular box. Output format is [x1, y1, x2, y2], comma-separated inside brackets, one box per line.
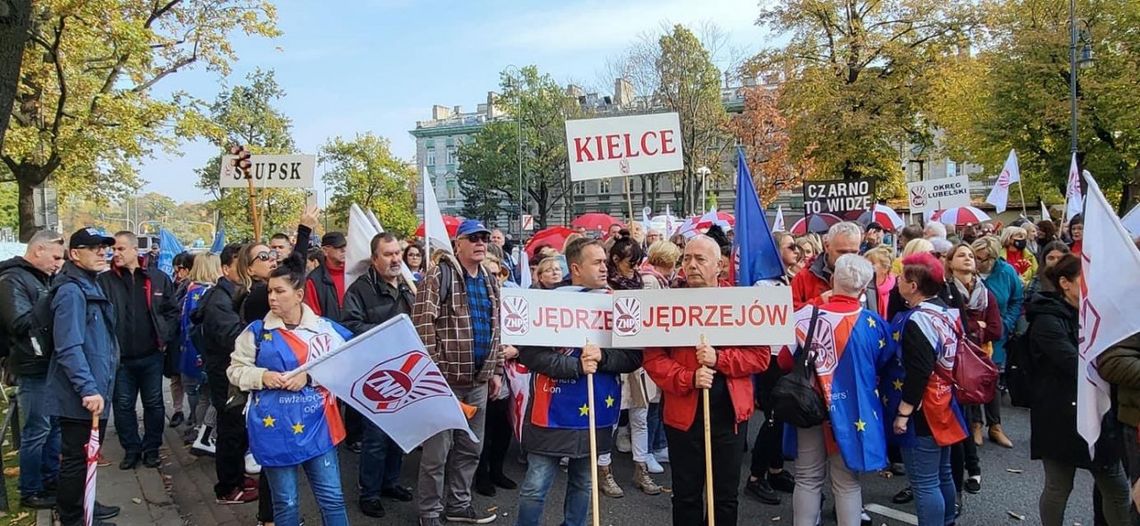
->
[320, 132, 417, 237]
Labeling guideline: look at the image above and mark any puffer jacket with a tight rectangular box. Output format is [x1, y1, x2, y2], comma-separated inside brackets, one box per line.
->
[1096, 333, 1140, 427]
[45, 262, 120, 420]
[0, 257, 53, 378]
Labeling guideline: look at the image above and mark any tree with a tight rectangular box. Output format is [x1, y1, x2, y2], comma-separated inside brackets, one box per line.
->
[320, 132, 417, 236]
[728, 86, 813, 206]
[750, 0, 978, 192]
[655, 24, 731, 216]
[1, 0, 280, 241]
[457, 121, 518, 223]
[194, 69, 304, 241]
[0, 0, 32, 150]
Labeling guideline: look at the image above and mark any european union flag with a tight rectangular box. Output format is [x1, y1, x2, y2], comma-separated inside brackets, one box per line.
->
[157, 228, 185, 278]
[733, 147, 784, 285]
[209, 226, 226, 255]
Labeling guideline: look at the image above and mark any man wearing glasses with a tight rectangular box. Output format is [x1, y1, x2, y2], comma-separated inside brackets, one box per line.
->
[791, 222, 870, 310]
[46, 229, 123, 526]
[413, 219, 502, 525]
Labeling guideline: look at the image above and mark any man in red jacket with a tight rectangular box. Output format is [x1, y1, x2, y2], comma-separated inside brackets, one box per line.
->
[791, 221, 864, 309]
[643, 235, 770, 526]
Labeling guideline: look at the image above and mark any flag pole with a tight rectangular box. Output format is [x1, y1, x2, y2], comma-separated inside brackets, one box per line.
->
[700, 333, 715, 525]
[1017, 182, 1029, 218]
[586, 339, 600, 526]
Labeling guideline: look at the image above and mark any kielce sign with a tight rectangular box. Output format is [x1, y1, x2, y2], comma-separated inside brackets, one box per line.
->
[564, 112, 684, 182]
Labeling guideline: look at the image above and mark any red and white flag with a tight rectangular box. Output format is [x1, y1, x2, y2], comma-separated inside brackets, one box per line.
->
[292, 314, 475, 452]
[84, 416, 100, 526]
[1066, 153, 1085, 221]
[985, 149, 1020, 213]
[1076, 172, 1140, 455]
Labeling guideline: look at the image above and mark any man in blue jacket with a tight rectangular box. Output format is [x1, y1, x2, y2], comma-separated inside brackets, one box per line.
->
[46, 228, 123, 526]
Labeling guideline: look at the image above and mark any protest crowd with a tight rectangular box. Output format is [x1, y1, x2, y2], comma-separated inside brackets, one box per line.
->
[2, 158, 1140, 526]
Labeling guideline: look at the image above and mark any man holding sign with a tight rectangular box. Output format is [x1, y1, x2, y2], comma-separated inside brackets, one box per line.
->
[643, 236, 772, 526]
[515, 238, 641, 526]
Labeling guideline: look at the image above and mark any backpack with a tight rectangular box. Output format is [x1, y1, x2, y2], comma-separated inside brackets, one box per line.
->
[770, 306, 828, 428]
[1004, 332, 1034, 408]
[921, 308, 1000, 405]
[438, 262, 453, 306]
[27, 285, 61, 360]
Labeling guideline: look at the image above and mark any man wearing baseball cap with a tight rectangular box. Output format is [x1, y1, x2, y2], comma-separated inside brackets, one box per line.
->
[860, 222, 886, 254]
[413, 219, 502, 525]
[47, 229, 122, 526]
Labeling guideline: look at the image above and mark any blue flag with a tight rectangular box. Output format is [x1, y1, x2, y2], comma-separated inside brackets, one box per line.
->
[209, 226, 226, 254]
[157, 228, 185, 278]
[733, 148, 784, 284]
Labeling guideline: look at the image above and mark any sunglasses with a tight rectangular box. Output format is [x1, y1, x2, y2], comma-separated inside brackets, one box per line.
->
[254, 250, 279, 262]
[462, 233, 491, 243]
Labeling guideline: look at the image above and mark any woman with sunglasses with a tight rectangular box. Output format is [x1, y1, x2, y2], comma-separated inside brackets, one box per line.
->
[775, 232, 804, 284]
[403, 243, 426, 282]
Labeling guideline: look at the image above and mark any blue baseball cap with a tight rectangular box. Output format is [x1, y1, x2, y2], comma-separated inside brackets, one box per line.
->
[456, 219, 491, 238]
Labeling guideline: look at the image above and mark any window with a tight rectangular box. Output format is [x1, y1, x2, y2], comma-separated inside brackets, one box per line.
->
[599, 178, 611, 194]
[446, 178, 458, 200]
[446, 146, 457, 165]
[425, 148, 436, 166]
[574, 181, 586, 194]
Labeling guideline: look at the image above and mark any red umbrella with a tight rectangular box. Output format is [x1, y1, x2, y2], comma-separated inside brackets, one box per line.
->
[525, 226, 576, 258]
[571, 213, 622, 232]
[789, 213, 842, 235]
[931, 206, 991, 226]
[415, 215, 462, 238]
[84, 413, 100, 526]
[856, 204, 906, 231]
[693, 211, 736, 230]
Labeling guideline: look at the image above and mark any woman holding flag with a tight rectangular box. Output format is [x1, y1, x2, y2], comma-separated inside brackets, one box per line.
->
[227, 258, 354, 526]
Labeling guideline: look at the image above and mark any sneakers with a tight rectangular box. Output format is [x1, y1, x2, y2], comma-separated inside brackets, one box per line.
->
[632, 462, 662, 495]
[216, 486, 258, 504]
[443, 506, 497, 524]
[965, 475, 981, 494]
[644, 455, 665, 474]
[244, 452, 261, 475]
[190, 425, 216, 457]
[615, 426, 632, 453]
[744, 477, 780, 505]
[652, 448, 670, 464]
[597, 465, 624, 498]
[767, 469, 795, 493]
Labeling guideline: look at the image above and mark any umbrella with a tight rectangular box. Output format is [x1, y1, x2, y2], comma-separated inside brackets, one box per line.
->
[415, 215, 462, 238]
[932, 206, 991, 226]
[571, 213, 622, 232]
[84, 413, 100, 526]
[857, 204, 906, 231]
[525, 226, 576, 258]
[694, 211, 736, 230]
[789, 213, 843, 235]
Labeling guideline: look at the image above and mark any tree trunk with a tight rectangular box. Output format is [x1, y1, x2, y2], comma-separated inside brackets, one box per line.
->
[17, 175, 35, 241]
[0, 0, 32, 150]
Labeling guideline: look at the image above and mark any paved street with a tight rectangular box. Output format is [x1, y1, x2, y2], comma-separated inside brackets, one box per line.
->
[157, 394, 1098, 525]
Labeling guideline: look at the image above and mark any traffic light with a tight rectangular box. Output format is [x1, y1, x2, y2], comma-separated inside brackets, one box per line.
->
[230, 144, 252, 176]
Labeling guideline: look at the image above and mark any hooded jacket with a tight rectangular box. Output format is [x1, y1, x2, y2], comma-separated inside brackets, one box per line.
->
[0, 256, 53, 378]
[45, 262, 120, 420]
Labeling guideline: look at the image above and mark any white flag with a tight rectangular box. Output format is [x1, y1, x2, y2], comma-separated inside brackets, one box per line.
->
[346, 204, 378, 288]
[1122, 203, 1140, 237]
[665, 205, 675, 237]
[295, 314, 476, 453]
[773, 205, 786, 232]
[1066, 154, 1085, 221]
[518, 249, 532, 289]
[1076, 172, 1140, 456]
[986, 149, 1020, 214]
[422, 168, 454, 264]
[1041, 199, 1052, 222]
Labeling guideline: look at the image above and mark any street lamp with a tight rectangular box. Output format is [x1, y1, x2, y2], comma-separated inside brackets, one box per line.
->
[504, 65, 524, 240]
[1069, 0, 1094, 155]
[696, 166, 710, 212]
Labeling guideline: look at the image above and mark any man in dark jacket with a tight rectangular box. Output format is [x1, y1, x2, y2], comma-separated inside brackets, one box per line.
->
[47, 228, 122, 526]
[98, 231, 179, 470]
[342, 232, 417, 518]
[0, 230, 64, 509]
[304, 231, 347, 321]
[515, 238, 641, 526]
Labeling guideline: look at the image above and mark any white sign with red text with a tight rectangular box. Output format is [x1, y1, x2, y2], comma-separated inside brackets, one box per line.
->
[564, 112, 683, 181]
[610, 287, 794, 348]
[500, 288, 613, 347]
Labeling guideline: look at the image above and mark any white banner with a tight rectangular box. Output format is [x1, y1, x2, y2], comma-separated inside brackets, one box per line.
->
[565, 112, 683, 181]
[219, 154, 316, 188]
[500, 288, 613, 347]
[610, 287, 794, 348]
[907, 175, 971, 213]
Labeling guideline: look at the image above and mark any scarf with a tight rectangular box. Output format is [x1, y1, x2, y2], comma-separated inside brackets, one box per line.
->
[608, 270, 643, 291]
[953, 274, 989, 312]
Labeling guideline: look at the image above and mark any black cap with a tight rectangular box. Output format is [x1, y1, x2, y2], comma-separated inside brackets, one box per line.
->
[68, 228, 115, 249]
[866, 221, 884, 232]
[321, 231, 347, 248]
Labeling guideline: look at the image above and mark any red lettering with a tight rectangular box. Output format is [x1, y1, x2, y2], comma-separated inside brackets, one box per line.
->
[606, 134, 622, 160]
[671, 306, 686, 327]
[688, 305, 703, 326]
[573, 138, 594, 163]
[602, 310, 613, 330]
[575, 309, 589, 329]
[641, 131, 659, 156]
[719, 305, 732, 327]
[593, 136, 604, 161]
[660, 130, 676, 154]
[766, 304, 789, 326]
[560, 308, 573, 328]
[622, 133, 640, 158]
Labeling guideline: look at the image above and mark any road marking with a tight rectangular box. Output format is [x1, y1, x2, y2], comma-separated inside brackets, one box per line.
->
[865, 503, 919, 525]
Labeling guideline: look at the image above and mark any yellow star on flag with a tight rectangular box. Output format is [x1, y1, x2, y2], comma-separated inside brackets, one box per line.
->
[262, 332, 273, 341]
[879, 339, 886, 349]
[892, 378, 904, 391]
[892, 331, 901, 342]
[605, 395, 615, 408]
[854, 419, 867, 432]
[262, 415, 275, 428]
[866, 317, 876, 328]
[192, 292, 201, 301]
[291, 422, 304, 434]
[579, 404, 589, 416]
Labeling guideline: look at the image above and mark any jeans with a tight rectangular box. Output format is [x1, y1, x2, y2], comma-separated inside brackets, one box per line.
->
[16, 376, 61, 497]
[1039, 458, 1130, 526]
[113, 353, 166, 454]
[647, 402, 667, 452]
[359, 420, 404, 501]
[792, 425, 862, 526]
[57, 417, 107, 526]
[417, 382, 488, 518]
[515, 453, 591, 526]
[181, 373, 210, 426]
[264, 448, 349, 526]
[901, 435, 956, 526]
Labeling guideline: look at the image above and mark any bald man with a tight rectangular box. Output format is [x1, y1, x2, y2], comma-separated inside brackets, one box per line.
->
[642, 235, 771, 525]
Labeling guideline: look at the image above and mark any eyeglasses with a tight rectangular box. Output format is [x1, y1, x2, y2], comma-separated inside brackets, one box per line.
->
[254, 250, 278, 262]
[461, 233, 491, 244]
